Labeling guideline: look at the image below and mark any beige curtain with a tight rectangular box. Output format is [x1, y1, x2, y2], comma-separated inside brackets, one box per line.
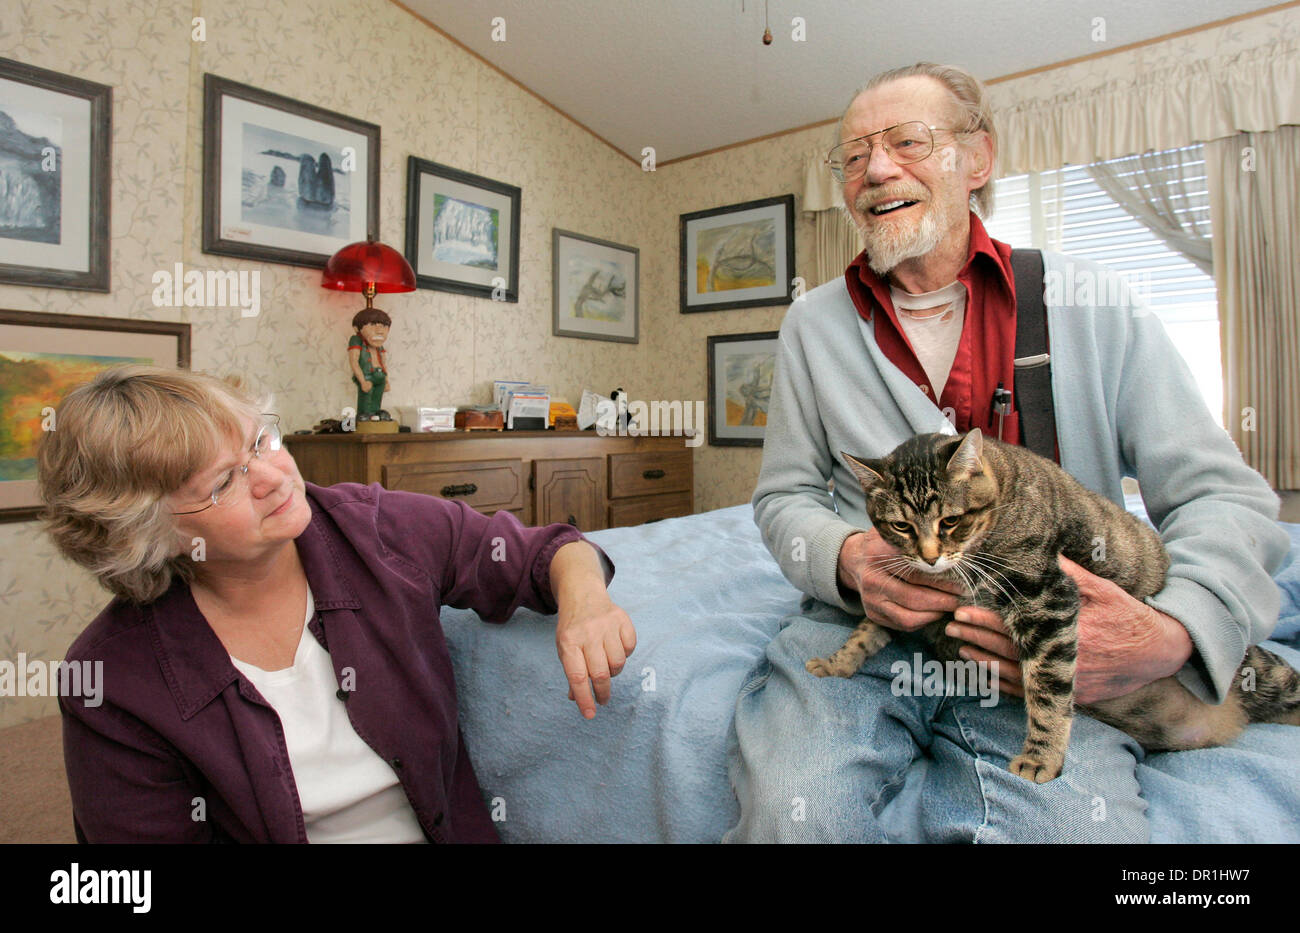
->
[1206, 127, 1300, 489]
[993, 39, 1300, 176]
[802, 148, 862, 288]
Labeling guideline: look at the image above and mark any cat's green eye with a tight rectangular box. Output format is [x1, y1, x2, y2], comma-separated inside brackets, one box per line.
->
[889, 521, 912, 535]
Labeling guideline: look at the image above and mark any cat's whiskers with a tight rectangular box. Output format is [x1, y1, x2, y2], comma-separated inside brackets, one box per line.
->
[957, 560, 1018, 608]
[859, 554, 921, 593]
[961, 554, 1027, 606]
[967, 551, 1037, 575]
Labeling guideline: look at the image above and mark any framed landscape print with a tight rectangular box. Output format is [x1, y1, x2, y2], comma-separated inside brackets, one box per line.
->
[707, 331, 778, 446]
[0, 57, 111, 292]
[202, 74, 379, 268]
[680, 194, 794, 313]
[405, 156, 521, 301]
[0, 310, 190, 522]
[552, 229, 638, 343]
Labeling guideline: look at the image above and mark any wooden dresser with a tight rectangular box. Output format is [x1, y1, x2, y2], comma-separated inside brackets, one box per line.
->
[284, 430, 695, 531]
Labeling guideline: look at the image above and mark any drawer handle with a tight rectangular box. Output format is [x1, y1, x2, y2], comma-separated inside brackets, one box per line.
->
[642, 469, 666, 480]
[441, 482, 478, 497]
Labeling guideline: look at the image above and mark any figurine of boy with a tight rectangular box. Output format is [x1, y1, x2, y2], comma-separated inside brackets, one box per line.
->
[348, 308, 391, 416]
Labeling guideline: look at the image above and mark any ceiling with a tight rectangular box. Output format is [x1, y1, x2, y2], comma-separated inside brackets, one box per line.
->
[400, 0, 1284, 163]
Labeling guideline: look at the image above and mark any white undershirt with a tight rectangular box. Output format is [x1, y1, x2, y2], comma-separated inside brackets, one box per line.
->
[229, 586, 428, 843]
[890, 281, 967, 396]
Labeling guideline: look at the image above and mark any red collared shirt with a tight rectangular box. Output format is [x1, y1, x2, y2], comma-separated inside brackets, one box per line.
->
[845, 212, 1022, 446]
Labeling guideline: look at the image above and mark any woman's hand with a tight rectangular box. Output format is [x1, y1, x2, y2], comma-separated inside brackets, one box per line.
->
[550, 540, 636, 718]
[556, 592, 636, 719]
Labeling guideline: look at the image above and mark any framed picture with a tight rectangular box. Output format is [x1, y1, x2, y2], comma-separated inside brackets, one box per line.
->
[0, 310, 190, 523]
[552, 229, 638, 343]
[405, 156, 521, 301]
[0, 58, 111, 292]
[202, 74, 379, 268]
[707, 331, 778, 447]
[680, 195, 794, 313]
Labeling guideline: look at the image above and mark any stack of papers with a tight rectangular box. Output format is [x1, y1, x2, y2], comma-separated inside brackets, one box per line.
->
[494, 380, 550, 429]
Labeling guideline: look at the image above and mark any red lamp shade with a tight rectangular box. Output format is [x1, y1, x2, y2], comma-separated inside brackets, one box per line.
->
[321, 238, 416, 296]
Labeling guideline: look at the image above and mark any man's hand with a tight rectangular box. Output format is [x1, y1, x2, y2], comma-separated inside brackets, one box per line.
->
[551, 541, 636, 719]
[942, 555, 1194, 703]
[838, 529, 964, 632]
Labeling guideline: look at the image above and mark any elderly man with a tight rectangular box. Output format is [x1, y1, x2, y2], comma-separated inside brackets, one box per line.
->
[725, 62, 1289, 843]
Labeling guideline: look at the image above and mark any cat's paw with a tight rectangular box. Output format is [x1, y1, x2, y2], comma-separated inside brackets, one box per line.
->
[1008, 752, 1064, 783]
[806, 656, 856, 678]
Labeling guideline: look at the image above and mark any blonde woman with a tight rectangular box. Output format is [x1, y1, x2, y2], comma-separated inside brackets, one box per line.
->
[39, 366, 633, 843]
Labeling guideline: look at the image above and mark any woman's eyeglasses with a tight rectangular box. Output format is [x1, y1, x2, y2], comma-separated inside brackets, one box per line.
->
[171, 415, 283, 515]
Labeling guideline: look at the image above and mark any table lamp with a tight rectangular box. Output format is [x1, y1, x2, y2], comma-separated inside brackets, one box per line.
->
[322, 237, 416, 431]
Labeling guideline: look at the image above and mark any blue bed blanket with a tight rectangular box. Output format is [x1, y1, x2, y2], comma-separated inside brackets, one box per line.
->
[441, 505, 1300, 843]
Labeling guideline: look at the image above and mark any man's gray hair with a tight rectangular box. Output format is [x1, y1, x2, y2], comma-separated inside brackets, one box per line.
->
[840, 62, 998, 218]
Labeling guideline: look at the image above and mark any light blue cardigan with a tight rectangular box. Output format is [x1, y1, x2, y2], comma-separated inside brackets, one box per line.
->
[752, 249, 1289, 703]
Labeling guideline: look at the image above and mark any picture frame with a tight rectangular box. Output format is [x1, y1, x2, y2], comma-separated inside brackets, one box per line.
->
[707, 331, 778, 447]
[552, 229, 638, 343]
[0, 57, 111, 292]
[405, 156, 521, 301]
[0, 310, 191, 523]
[680, 194, 794, 313]
[202, 74, 379, 269]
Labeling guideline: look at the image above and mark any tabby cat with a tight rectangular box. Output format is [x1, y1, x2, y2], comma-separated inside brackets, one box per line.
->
[807, 429, 1300, 783]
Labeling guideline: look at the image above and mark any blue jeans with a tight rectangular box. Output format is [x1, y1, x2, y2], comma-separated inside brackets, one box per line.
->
[723, 603, 1150, 843]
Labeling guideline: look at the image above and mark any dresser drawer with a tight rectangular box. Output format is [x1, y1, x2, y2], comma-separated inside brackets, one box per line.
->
[607, 492, 693, 528]
[382, 458, 525, 512]
[608, 450, 692, 499]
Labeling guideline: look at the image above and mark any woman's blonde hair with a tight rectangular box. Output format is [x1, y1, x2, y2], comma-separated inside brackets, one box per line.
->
[37, 366, 263, 604]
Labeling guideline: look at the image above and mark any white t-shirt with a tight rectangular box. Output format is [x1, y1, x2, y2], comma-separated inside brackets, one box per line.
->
[890, 281, 967, 396]
[229, 587, 428, 843]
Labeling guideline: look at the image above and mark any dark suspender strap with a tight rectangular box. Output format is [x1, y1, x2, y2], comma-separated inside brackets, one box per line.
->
[1009, 249, 1059, 462]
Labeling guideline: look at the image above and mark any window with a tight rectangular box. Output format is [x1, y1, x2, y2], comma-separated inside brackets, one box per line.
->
[984, 146, 1222, 424]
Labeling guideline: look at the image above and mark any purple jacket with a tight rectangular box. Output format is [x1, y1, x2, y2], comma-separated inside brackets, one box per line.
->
[59, 482, 611, 843]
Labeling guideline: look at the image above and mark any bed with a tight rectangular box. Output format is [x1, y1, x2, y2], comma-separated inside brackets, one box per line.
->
[440, 504, 1300, 843]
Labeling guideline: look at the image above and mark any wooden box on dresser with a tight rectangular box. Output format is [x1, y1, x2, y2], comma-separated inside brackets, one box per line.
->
[283, 430, 695, 531]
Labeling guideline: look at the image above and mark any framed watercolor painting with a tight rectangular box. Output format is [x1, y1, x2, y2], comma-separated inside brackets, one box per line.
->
[0, 310, 190, 522]
[680, 195, 794, 313]
[552, 229, 638, 343]
[707, 331, 778, 446]
[404, 156, 521, 301]
[0, 57, 111, 292]
[202, 74, 379, 269]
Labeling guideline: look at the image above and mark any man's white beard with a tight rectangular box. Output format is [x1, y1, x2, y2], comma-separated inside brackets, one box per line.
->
[857, 204, 945, 277]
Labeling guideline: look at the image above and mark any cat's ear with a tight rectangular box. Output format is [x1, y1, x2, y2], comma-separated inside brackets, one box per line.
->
[841, 452, 884, 490]
[946, 428, 984, 478]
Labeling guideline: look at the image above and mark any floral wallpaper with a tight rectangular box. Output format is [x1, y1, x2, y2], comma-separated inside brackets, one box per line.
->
[0, 0, 1291, 726]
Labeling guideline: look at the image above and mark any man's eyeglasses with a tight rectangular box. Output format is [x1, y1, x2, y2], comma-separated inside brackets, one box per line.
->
[171, 415, 283, 515]
[825, 121, 966, 183]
